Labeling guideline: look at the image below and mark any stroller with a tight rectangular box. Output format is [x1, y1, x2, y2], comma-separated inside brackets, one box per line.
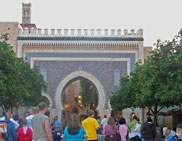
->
[52, 128, 63, 141]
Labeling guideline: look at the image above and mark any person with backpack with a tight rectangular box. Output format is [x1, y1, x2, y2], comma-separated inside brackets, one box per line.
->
[0, 120, 8, 140]
[141, 117, 156, 141]
[3, 111, 17, 141]
[64, 113, 86, 141]
[163, 127, 176, 141]
[102, 117, 118, 141]
[17, 118, 33, 141]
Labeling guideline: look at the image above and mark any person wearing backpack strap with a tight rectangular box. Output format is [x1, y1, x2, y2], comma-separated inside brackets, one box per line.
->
[5, 111, 17, 141]
[163, 127, 176, 141]
[0, 120, 8, 140]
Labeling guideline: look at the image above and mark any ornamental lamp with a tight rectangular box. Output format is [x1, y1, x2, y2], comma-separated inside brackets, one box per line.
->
[64, 104, 69, 109]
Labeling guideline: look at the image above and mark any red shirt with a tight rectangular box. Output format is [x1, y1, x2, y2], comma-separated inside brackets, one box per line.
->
[17, 127, 33, 141]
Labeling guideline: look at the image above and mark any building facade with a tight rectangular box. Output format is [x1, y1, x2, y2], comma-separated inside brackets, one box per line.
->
[0, 22, 19, 52]
[0, 3, 153, 124]
[17, 27, 152, 121]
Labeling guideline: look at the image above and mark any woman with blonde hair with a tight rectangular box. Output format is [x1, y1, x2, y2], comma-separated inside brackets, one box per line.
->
[64, 113, 86, 141]
[103, 117, 118, 141]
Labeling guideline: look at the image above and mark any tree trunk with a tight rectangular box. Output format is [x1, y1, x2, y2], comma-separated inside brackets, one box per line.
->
[154, 104, 158, 126]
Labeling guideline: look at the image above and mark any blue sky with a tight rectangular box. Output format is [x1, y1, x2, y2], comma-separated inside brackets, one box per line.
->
[0, 0, 182, 46]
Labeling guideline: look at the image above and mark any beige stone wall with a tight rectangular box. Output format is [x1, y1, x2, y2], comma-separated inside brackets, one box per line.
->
[0, 22, 19, 53]
[144, 46, 153, 60]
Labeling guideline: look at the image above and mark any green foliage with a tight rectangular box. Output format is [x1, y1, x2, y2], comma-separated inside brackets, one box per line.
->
[110, 34, 182, 125]
[110, 62, 142, 110]
[0, 34, 47, 110]
[80, 78, 98, 109]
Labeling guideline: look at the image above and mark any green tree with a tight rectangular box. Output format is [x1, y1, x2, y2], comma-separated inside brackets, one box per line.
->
[0, 34, 48, 110]
[111, 33, 182, 125]
[110, 62, 142, 110]
[80, 78, 98, 110]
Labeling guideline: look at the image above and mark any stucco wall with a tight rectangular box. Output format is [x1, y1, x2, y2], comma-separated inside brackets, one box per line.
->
[0, 22, 19, 53]
[144, 46, 152, 60]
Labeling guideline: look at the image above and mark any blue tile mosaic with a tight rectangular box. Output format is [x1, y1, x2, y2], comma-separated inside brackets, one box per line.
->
[26, 52, 136, 109]
[26, 52, 136, 71]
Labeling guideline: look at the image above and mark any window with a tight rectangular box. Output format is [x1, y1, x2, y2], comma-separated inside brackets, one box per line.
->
[114, 69, 120, 86]
[40, 68, 47, 82]
[25, 11, 28, 17]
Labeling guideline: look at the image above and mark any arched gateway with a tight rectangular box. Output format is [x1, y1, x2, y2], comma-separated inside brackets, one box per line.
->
[16, 27, 151, 121]
[55, 70, 106, 112]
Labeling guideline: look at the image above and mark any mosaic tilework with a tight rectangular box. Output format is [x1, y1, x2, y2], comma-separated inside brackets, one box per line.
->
[34, 60, 127, 108]
[26, 52, 136, 109]
[26, 52, 136, 71]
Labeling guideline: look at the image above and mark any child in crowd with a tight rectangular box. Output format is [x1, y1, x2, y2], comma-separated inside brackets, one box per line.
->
[17, 118, 33, 141]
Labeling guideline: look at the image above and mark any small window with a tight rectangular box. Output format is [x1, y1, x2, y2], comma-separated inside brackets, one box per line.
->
[114, 69, 120, 86]
[40, 68, 47, 82]
[25, 11, 28, 17]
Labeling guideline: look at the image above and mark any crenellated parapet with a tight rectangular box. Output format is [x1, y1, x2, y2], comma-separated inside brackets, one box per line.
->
[18, 28, 143, 38]
[17, 27, 144, 62]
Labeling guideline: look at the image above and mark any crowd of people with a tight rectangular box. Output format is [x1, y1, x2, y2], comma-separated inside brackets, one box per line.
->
[0, 102, 182, 141]
[0, 102, 62, 141]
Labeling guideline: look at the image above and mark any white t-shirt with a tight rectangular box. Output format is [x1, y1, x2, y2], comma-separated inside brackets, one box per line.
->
[26, 115, 34, 130]
[131, 123, 141, 138]
[10, 118, 20, 130]
[101, 118, 108, 129]
[0, 116, 5, 121]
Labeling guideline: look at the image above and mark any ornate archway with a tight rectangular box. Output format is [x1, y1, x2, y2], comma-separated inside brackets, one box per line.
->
[55, 70, 106, 112]
[42, 92, 53, 108]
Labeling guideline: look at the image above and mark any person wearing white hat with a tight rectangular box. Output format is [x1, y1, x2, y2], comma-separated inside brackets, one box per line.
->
[163, 127, 176, 141]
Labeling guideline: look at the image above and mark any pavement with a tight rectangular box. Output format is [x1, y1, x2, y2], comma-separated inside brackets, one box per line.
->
[61, 135, 165, 141]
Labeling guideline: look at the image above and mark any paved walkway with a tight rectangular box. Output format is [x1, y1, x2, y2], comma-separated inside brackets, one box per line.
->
[61, 135, 165, 141]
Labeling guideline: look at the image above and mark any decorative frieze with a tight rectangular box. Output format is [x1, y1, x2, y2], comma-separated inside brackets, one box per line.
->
[21, 41, 139, 49]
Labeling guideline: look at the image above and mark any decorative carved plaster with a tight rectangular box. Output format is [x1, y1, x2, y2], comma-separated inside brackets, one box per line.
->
[42, 92, 53, 108]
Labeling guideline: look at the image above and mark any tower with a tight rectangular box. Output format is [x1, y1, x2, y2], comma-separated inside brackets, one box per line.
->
[22, 3, 31, 24]
[21, 3, 37, 30]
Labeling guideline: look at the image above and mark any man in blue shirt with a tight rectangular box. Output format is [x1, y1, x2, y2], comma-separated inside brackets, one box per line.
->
[54, 116, 61, 129]
[163, 127, 176, 141]
[168, 124, 182, 141]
